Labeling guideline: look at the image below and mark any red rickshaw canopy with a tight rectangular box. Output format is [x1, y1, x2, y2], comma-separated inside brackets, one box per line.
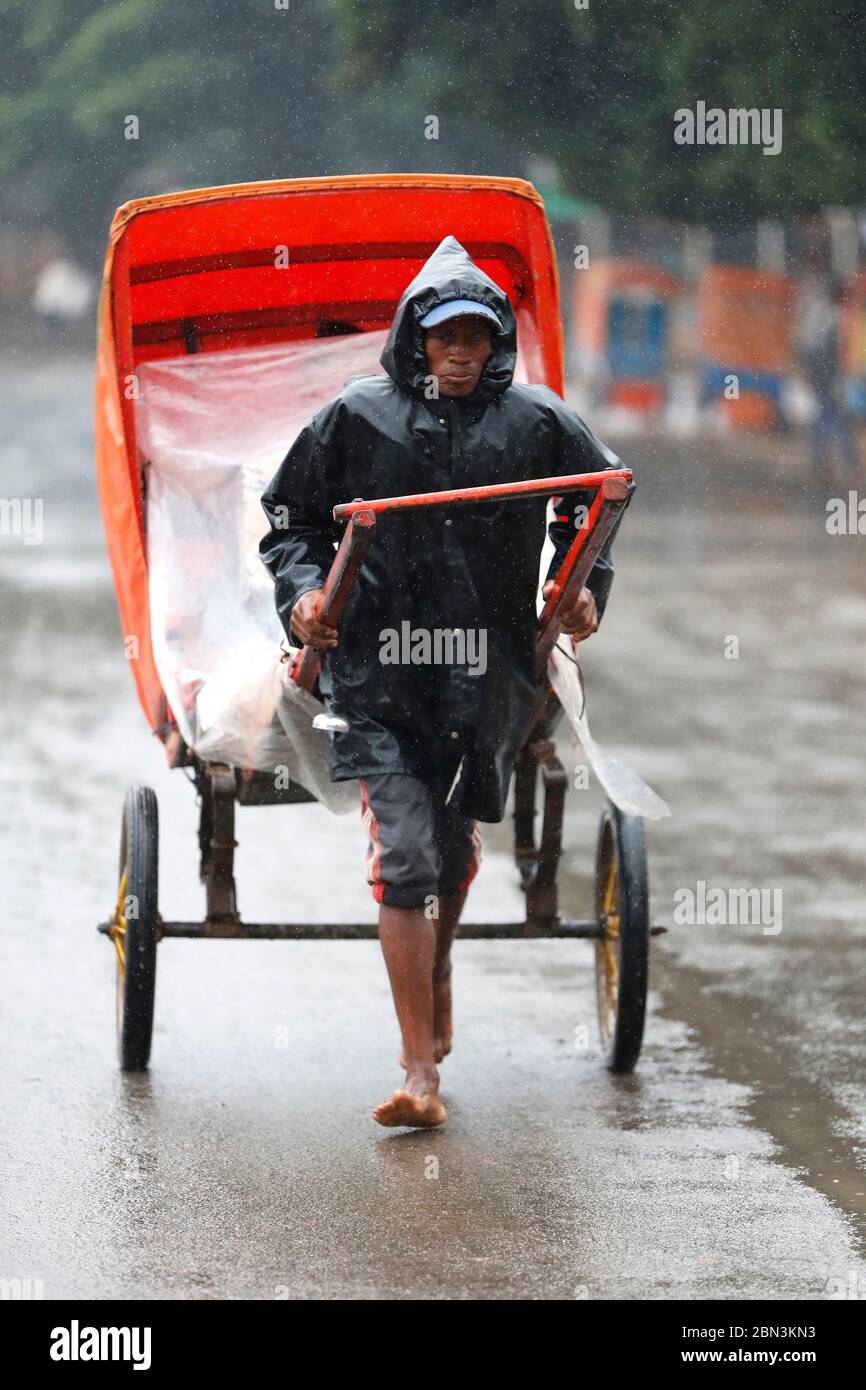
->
[94, 174, 564, 730]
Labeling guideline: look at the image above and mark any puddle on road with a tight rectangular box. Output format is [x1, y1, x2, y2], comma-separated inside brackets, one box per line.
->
[652, 948, 866, 1254]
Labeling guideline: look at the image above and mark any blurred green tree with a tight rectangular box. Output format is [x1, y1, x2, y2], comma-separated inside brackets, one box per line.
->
[0, 0, 339, 259]
[328, 0, 866, 222]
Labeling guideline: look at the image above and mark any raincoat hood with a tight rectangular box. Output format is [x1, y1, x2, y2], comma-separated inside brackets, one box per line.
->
[380, 236, 517, 402]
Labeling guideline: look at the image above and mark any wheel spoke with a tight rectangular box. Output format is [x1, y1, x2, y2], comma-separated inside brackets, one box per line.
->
[109, 867, 127, 981]
[596, 853, 620, 1040]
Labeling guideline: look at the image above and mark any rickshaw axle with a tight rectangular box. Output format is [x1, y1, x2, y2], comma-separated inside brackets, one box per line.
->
[99, 918, 607, 940]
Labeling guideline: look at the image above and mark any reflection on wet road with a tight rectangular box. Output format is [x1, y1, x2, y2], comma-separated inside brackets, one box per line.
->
[1, 359, 864, 1298]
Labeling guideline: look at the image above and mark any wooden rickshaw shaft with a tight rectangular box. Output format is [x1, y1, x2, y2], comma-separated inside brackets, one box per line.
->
[331, 468, 632, 520]
[293, 469, 633, 692]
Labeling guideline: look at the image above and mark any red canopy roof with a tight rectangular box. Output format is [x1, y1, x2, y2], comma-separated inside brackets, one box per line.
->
[95, 174, 563, 731]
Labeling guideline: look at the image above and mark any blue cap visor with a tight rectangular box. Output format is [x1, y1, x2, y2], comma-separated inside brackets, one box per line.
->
[419, 299, 502, 331]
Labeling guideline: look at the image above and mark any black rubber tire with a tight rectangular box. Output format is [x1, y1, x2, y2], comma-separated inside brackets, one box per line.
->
[593, 804, 649, 1073]
[115, 786, 159, 1071]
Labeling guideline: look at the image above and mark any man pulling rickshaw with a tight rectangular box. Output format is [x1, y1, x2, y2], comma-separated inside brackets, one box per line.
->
[260, 236, 625, 1127]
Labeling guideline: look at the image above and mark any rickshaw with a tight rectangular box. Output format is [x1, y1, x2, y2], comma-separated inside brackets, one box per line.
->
[94, 174, 666, 1080]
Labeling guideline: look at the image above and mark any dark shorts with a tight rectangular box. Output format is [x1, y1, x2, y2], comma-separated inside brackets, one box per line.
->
[360, 769, 482, 909]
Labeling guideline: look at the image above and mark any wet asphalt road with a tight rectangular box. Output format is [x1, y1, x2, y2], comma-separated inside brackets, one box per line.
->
[1, 355, 865, 1299]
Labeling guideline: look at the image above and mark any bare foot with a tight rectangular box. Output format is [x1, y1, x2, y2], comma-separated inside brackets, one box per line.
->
[373, 1065, 447, 1128]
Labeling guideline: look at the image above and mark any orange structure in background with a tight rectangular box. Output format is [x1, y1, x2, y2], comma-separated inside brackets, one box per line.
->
[572, 259, 682, 414]
[696, 265, 796, 431]
[840, 272, 866, 415]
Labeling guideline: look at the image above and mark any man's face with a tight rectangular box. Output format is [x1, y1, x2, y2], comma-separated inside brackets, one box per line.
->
[423, 315, 495, 397]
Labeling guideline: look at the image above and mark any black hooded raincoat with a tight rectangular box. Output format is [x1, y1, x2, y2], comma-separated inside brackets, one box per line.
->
[260, 236, 625, 821]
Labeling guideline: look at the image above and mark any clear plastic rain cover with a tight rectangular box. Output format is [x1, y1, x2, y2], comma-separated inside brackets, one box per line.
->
[136, 329, 665, 822]
[136, 332, 392, 813]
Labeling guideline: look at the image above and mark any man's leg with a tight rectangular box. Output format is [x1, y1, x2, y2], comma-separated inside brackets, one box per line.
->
[396, 886, 466, 1067]
[360, 775, 447, 1128]
[429, 812, 482, 1062]
[377, 902, 439, 1080]
[431, 888, 466, 1061]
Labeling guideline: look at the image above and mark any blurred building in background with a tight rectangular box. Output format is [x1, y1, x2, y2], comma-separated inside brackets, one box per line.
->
[562, 205, 865, 452]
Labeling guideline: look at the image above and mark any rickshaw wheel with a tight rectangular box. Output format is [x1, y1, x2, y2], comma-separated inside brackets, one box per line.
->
[593, 805, 648, 1074]
[110, 787, 159, 1071]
